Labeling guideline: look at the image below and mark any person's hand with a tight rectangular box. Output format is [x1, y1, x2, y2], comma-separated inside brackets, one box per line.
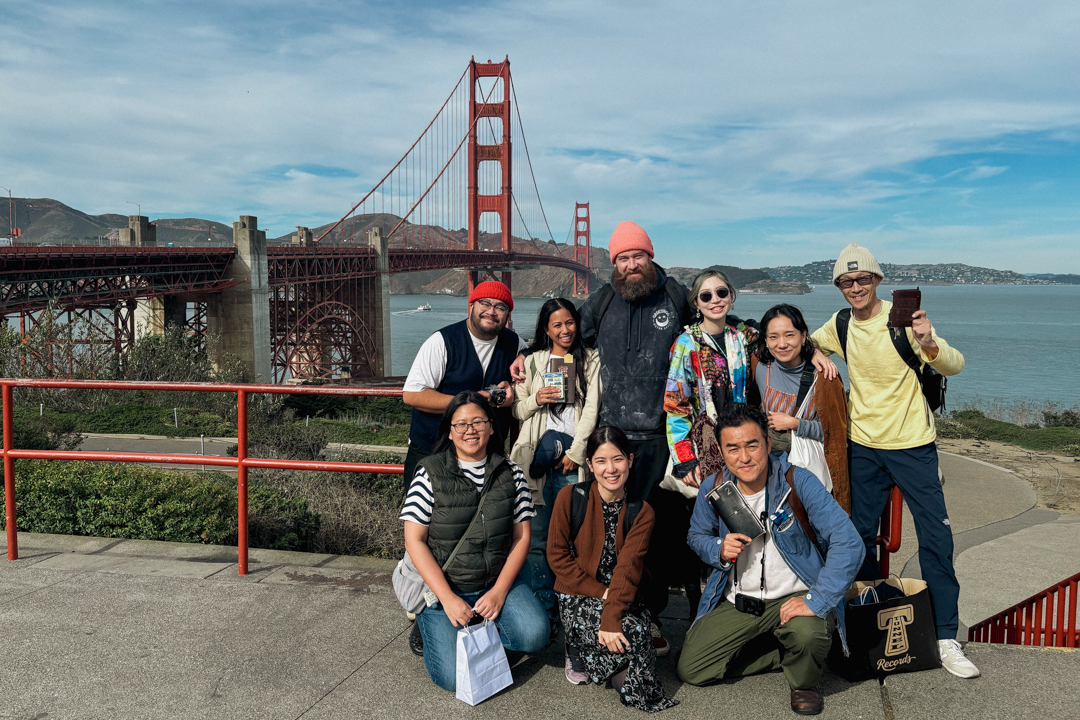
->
[720, 533, 753, 563]
[535, 386, 561, 405]
[811, 349, 838, 381]
[598, 630, 630, 654]
[442, 594, 476, 628]
[559, 455, 578, 473]
[780, 596, 816, 625]
[601, 588, 609, 601]
[910, 310, 939, 359]
[767, 411, 799, 432]
[473, 587, 508, 621]
[510, 355, 527, 383]
[682, 465, 701, 488]
[498, 381, 515, 407]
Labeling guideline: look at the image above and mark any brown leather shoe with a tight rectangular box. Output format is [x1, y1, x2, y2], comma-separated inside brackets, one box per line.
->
[790, 688, 823, 715]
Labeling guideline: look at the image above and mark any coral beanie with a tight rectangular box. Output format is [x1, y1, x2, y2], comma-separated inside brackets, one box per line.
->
[608, 221, 655, 263]
[468, 280, 514, 311]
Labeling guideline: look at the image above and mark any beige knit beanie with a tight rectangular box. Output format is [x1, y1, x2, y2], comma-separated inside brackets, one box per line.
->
[833, 243, 883, 283]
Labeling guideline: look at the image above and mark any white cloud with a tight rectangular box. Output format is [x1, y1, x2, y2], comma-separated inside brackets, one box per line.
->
[1, 0, 1079, 270]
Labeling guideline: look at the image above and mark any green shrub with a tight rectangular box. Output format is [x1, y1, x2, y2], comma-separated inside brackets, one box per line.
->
[69, 403, 235, 438]
[941, 409, 1080, 455]
[4, 409, 82, 451]
[1044, 409, 1080, 429]
[5, 460, 321, 550]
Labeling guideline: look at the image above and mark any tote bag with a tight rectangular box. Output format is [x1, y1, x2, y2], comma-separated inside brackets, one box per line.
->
[456, 620, 513, 705]
[787, 377, 832, 491]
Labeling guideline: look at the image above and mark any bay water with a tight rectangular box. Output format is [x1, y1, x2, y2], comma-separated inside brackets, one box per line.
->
[391, 285, 1080, 410]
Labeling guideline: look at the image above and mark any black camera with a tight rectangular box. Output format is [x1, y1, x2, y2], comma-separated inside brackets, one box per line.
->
[734, 593, 765, 616]
[484, 384, 507, 407]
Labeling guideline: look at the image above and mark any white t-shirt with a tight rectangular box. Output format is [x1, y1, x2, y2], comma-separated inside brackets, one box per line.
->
[403, 328, 528, 393]
[724, 487, 809, 604]
[399, 457, 535, 526]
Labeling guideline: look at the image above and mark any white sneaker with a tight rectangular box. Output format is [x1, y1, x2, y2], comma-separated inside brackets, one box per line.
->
[405, 611, 416, 622]
[650, 622, 670, 657]
[938, 639, 980, 678]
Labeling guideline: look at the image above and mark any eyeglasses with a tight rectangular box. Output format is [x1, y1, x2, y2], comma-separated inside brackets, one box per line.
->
[475, 299, 510, 315]
[698, 288, 731, 304]
[835, 274, 877, 290]
[450, 419, 492, 434]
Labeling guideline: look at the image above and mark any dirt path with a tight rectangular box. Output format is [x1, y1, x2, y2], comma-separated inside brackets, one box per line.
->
[937, 438, 1080, 513]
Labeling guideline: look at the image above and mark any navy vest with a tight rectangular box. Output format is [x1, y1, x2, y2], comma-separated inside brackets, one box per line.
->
[409, 320, 519, 451]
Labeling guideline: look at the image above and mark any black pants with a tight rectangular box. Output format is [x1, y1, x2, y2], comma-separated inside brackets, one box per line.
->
[625, 436, 702, 626]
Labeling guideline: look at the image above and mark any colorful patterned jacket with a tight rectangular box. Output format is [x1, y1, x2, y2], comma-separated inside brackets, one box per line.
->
[664, 318, 758, 476]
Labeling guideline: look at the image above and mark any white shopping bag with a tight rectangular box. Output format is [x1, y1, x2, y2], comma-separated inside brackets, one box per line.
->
[788, 377, 833, 491]
[455, 619, 513, 706]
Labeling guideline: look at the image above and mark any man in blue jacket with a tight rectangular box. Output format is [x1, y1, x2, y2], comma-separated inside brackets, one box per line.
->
[678, 404, 862, 716]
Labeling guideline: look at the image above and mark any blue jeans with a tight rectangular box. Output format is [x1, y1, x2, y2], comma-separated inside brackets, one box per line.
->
[518, 469, 579, 615]
[416, 581, 549, 691]
[849, 441, 960, 639]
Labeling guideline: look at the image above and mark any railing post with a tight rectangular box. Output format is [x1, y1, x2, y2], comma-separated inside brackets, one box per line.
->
[876, 486, 903, 577]
[3, 383, 18, 560]
[237, 389, 248, 575]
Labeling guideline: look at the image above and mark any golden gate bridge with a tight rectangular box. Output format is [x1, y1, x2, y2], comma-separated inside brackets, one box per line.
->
[0, 58, 594, 383]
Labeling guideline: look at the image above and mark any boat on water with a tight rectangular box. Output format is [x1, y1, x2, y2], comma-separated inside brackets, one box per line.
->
[416, 303, 432, 311]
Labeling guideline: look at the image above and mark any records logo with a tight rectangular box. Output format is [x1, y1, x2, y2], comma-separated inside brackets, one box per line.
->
[878, 604, 915, 656]
[652, 308, 672, 330]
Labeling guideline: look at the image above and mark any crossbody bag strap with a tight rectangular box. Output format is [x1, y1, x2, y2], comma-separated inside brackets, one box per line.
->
[784, 465, 825, 560]
[440, 466, 498, 572]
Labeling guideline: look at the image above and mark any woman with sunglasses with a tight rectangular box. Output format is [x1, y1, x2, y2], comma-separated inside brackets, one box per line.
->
[400, 391, 549, 692]
[510, 298, 601, 625]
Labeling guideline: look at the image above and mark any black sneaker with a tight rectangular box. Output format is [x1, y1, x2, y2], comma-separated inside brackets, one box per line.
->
[409, 623, 424, 656]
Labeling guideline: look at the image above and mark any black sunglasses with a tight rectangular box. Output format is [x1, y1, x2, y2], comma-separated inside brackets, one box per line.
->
[835, 275, 876, 290]
[697, 288, 731, 304]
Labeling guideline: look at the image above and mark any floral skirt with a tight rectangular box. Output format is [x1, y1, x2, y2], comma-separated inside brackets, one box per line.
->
[558, 593, 679, 713]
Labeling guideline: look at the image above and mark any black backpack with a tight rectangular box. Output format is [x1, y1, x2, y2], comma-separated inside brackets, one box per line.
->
[835, 308, 947, 413]
[566, 480, 644, 558]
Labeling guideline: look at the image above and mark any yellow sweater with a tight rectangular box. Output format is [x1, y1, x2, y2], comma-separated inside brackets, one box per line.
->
[811, 301, 965, 450]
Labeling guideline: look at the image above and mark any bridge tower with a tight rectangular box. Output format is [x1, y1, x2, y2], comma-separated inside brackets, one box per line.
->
[467, 57, 512, 296]
[573, 203, 591, 297]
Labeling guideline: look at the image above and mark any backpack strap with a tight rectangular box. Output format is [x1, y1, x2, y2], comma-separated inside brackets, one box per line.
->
[662, 276, 693, 328]
[795, 362, 816, 409]
[888, 324, 922, 373]
[586, 285, 616, 347]
[836, 308, 851, 360]
[567, 479, 643, 557]
[567, 480, 593, 558]
[784, 465, 825, 560]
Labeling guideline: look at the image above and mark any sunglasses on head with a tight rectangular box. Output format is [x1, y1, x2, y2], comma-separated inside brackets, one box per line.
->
[697, 287, 731, 304]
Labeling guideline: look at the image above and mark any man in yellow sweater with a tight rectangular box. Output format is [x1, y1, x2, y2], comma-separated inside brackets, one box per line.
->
[811, 243, 979, 680]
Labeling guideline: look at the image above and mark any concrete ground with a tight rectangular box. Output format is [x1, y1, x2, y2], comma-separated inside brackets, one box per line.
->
[1, 448, 1077, 719]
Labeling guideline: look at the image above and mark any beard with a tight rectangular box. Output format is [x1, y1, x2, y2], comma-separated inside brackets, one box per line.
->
[611, 261, 658, 302]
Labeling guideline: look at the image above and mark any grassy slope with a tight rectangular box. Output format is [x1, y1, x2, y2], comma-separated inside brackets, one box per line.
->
[937, 410, 1080, 454]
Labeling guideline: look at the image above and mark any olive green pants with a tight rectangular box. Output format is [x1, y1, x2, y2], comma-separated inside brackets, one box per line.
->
[677, 593, 835, 690]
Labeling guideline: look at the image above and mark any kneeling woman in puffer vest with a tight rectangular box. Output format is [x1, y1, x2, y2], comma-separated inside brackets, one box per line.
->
[547, 426, 678, 712]
[400, 390, 549, 691]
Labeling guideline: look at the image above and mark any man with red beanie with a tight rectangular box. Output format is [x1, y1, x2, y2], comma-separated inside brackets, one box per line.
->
[533, 220, 693, 655]
[404, 280, 525, 485]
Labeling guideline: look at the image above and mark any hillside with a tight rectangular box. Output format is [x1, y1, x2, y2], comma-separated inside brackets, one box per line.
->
[765, 260, 1058, 286]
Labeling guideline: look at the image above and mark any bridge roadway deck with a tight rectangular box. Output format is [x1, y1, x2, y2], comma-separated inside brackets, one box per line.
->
[1, 452, 1077, 719]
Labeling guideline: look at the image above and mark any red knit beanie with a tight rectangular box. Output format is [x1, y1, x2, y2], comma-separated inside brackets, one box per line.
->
[608, 221, 655, 263]
[468, 280, 514, 311]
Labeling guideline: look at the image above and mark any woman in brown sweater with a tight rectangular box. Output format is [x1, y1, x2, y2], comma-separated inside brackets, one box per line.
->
[547, 426, 678, 712]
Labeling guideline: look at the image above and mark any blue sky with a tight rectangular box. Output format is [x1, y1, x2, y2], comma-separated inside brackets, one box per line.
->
[2, 0, 1079, 272]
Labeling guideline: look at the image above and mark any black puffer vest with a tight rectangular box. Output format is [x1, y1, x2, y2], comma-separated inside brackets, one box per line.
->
[421, 449, 518, 593]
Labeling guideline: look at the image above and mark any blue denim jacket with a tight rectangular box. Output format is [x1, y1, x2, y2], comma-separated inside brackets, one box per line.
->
[687, 452, 863, 654]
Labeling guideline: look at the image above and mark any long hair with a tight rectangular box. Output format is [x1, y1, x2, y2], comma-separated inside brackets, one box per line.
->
[526, 297, 588, 406]
[432, 391, 504, 456]
[756, 303, 815, 366]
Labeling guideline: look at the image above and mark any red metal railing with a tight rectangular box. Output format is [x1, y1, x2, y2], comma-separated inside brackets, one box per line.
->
[877, 486, 904, 577]
[968, 571, 1079, 648]
[1, 379, 404, 575]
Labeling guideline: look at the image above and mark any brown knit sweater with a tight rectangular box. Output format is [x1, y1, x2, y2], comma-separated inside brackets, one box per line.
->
[547, 481, 655, 633]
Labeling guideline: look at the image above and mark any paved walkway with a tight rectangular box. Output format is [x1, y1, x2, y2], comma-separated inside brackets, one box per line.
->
[1, 450, 1077, 719]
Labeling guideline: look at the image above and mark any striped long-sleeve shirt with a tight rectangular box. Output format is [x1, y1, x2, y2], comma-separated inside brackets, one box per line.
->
[399, 457, 535, 526]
